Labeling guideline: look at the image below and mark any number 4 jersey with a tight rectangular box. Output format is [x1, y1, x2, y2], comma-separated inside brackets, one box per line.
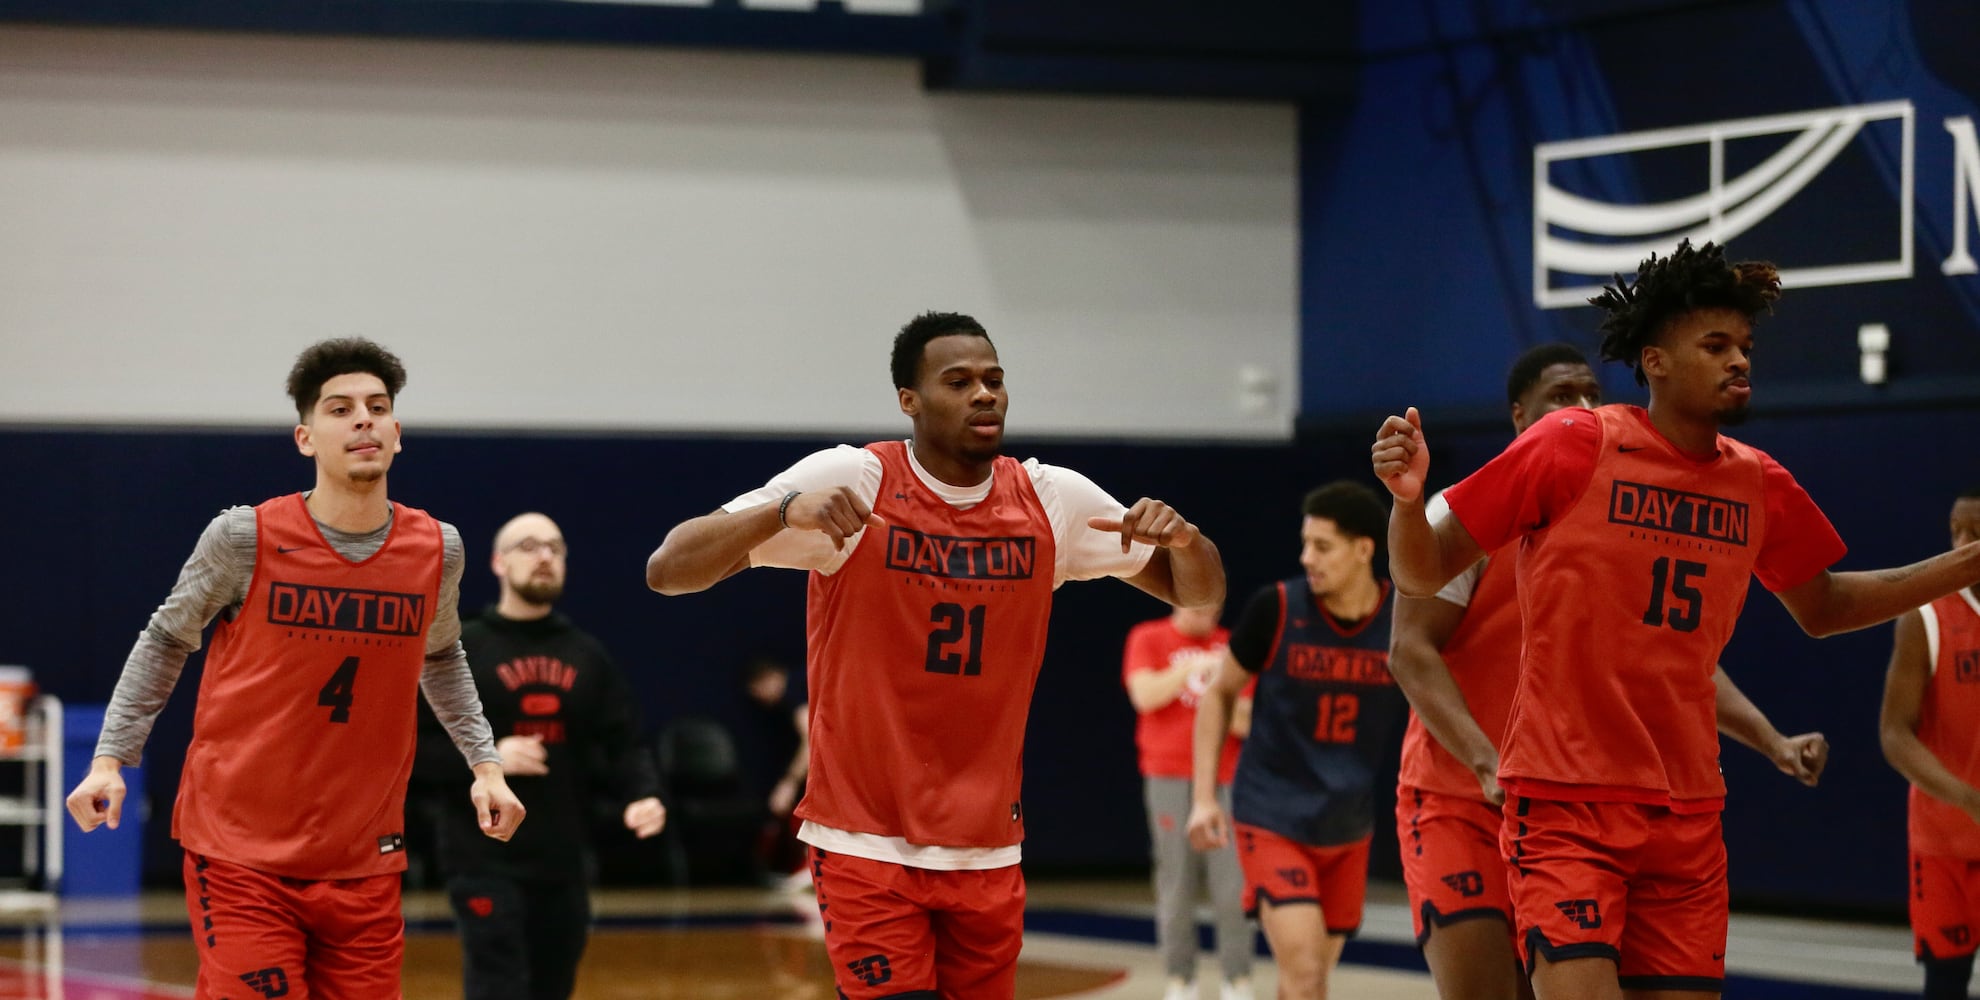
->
[727, 440, 1154, 866]
[1442, 405, 1845, 810]
[175, 493, 444, 877]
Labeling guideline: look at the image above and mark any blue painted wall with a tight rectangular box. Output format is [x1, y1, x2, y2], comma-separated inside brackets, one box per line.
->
[1295, 0, 1980, 910]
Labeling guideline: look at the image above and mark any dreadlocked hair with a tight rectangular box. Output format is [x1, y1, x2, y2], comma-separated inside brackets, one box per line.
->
[1590, 239, 1781, 385]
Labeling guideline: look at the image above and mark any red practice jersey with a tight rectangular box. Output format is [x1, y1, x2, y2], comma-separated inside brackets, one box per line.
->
[1444, 405, 1843, 811]
[797, 441, 1057, 848]
[174, 493, 443, 878]
[1911, 590, 1980, 858]
[1396, 545, 1521, 800]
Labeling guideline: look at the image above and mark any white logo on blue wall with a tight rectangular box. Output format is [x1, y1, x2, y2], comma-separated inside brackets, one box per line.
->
[1529, 100, 1980, 309]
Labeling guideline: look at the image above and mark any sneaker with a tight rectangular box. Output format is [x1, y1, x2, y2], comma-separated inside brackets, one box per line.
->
[1218, 977, 1254, 1000]
[1160, 977, 1195, 1000]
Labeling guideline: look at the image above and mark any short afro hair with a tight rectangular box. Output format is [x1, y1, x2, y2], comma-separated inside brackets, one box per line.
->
[890, 312, 992, 390]
[285, 338, 408, 422]
[1505, 342, 1592, 405]
[1590, 240, 1780, 386]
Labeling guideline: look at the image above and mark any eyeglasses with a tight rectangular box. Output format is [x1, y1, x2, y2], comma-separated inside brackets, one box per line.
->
[502, 538, 567, 557]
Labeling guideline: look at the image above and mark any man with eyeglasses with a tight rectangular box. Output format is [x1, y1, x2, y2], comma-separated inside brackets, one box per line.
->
[414, 512, 666, 1000]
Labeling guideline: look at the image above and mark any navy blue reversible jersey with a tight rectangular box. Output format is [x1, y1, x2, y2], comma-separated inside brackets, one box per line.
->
[1229, 576, 1404, 846]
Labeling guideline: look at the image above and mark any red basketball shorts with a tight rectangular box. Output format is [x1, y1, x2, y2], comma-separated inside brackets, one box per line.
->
[1910, 850, 1980, 960]
[1397, 783, 1514, 945]
[1233, 822, 1369, 935]
[182, 851, 403, 999]
[809, 847, 1025, 1000]
[1502, 797, 1727, 991]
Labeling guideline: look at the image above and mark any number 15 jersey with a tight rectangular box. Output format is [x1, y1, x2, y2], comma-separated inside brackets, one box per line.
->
[728, 440, 1153, 867]
[1443, 405, 1845, 810]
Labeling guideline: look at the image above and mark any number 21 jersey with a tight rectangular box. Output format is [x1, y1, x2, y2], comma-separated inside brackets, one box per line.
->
[799, 441, 1056, 849]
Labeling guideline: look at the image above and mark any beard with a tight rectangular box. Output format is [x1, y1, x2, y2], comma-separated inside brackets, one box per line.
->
[1717, 401, 1752, 426]
[959, 434, 1004, 463]
[512, 577, 564, 606]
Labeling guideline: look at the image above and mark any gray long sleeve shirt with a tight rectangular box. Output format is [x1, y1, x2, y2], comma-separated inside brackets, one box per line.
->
[95, 503, 500, 770]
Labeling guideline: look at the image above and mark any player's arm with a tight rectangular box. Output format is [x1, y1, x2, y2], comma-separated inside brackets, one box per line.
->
[1105, 500, 1224, 610]
[1387, 591, 1502, 803]
[427, 526, 523, 839]
[1776, 543, 1980, 638]
[1185, 652, 1249, 851]
[1229, 691, 1253, 740]
[1372, 409, 1483, 596]
[646, 503, 794, 595]
[1048, 467, 1221, 608]
[420, 528, 501, 772]
[69, 510, 251, 833]
[647, 449, 885, 595]
[1879, 610, 1980, 822]
[1713, 666, 1826, 787]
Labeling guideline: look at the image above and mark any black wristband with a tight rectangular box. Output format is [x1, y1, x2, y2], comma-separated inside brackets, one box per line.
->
[777, 491, 802, 529]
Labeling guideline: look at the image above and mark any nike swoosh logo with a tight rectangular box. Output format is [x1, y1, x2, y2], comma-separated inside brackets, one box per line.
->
[1712, 952, 1725, 961]
[1617, 445, 1646, 453]
[276, 545, 303, 554]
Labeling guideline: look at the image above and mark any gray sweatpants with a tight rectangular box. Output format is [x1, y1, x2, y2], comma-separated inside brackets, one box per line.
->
[1144, 776, 1254, 982]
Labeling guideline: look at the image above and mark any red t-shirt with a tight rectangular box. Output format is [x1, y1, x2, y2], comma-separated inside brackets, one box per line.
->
[1122, 617, 1244, 782]
[174, 493, 442, 879]
[1911, 590, 1980, 858]
[797, 441, 1057, 848]
[1443, 405, 1845, 811]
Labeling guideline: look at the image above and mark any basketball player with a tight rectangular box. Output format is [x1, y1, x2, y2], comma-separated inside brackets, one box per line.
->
[1879, 488, 1980, 1000]
[1374, 239, 1980, 1000]
[1187, 480, 1405, 1000]
[66, 339, 524, 999]
[1388, 341, 1828, 1000]
[644, 311, 1224, 999]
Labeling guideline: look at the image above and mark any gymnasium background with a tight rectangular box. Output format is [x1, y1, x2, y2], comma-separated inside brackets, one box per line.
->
[1, 0, 1976, 915]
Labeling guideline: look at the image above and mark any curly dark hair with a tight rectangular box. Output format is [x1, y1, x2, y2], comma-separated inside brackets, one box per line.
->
[1590, 240, 1780, 385]
[285, 338, 408, 421]
[890, 312, 993, 390]
[1505, 342, 1591, 405]
[1301, 480, 1388, 544]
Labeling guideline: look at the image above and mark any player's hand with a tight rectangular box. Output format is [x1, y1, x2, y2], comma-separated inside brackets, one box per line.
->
[497, 734, 549, 776]
[623, 797, 667, 839]
[66, 757, 127, 832]
[1771, 731, 1828, 787]
[1472, 759, 1507, 807]
[471, 764, 526, 841]
[782, 487, 886, 551]
[1960, 789, 1980, 827]
[1186, 800, 1230, 852]
[1371, 407, 1430, 503]
[1088, 498, 1200, 554]
[769, 775, 802, 817]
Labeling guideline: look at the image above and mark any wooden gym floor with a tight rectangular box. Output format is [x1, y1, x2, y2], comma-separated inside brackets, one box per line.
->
[0, 880, 1928, 998]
